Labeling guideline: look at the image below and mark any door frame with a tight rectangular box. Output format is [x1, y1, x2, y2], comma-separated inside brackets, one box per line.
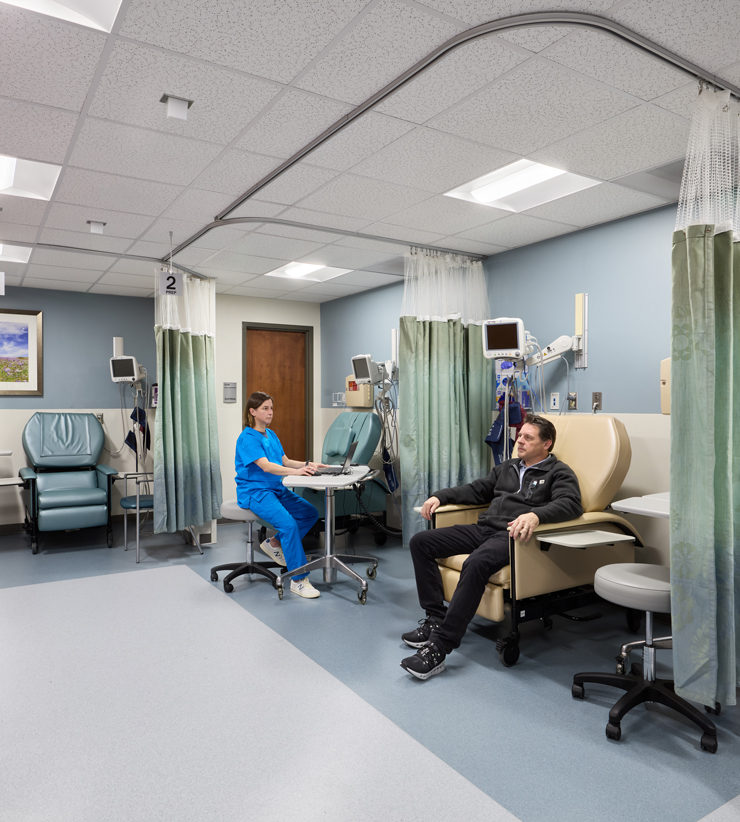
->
[242, 322, 314, 459]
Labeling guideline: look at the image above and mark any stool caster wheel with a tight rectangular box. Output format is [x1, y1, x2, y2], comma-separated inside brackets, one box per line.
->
[705, 702, 721, 716]
[497, 638, 520, 667]
[572, 683, 585, 699]
[358, 589, 367, 604]
[277, 585, 284, 600]
[373, 533, 387, 546]
[615, 658, 626, 675]
[701, 733, 718, 753]
[606, 722, 621, 741]
[107, 535, 114, 548]
[31, 542, 38, 555]
[366, 566, 377, 580]
[210, 572, 218, 582]
[223, 581, 234, 593]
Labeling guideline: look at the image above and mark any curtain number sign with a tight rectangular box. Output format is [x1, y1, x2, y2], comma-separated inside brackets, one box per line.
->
[159, 270, 183, 296]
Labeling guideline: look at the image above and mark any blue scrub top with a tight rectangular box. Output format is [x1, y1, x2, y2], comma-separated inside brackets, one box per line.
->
[235, 427, 285, 507]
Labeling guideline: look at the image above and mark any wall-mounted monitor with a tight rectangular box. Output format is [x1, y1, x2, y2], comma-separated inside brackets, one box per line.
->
[351, 354, 383, 385]
[110, 355, 140, 383]
[482, 318, 525, 360]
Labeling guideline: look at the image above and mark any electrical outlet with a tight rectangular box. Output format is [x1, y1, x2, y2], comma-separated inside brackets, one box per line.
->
[96, 413, 104, 424]
[550, 392, 559, 410]
[567, 392, 578, 411]
[592, 392, 602, 411]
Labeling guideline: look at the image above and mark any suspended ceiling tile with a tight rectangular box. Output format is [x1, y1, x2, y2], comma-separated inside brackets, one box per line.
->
[298, 245, 394, 269]
[332, 236, 408, 255]
[544, 29, 688, 101]
[89, 283, 154, 297]
[276, 291, 328, 302]
[244, 275, 310, 292]
[531, 105, 690, 180]
[56, 168, 183, 216]
[97, 272, 158, 289]
[162, 189, 242, 223]
[215, 283, 235, 294]
[108, 258, 162, 276]
[651, 83, 700, 121]
[193, 269, 260, 286]
[23, 278, 91, 292]
[526, 182, 667, 226]
[352, 128, 517, 194]
[44, 202, 153, 239]
[0, 99, 78, 165]
[25, 263, 103, 282]
[432, 237, 508, 256]
[220, 199, 287, 220]
[458, 213, 577, 247]
[0, 5, 106, 110]
[88, 41, 281, 145]
[236, 90, 353, 159]
[415, 0, 614, 26]
[3, 275, 22, 287]
[226, 232, 324, 260]
[296, 0, 461, 105]
[306, 113, 416, 172]
[0, 262, 29, 278]
[331, 270, 401, 287]
[189, 227, 253, 251]
[382, 195, 507, 235]
[169, 247, 214, 266]
[255, 163, 339, 205]
[375, 36, 528, 124]
[358, 255, 404, 276]
[431, 59, 637, 155]
[196, 251, 286, 274]
[612, 0, 740, 74]
[297, 175, 431, 222]
[37, 229, 132, 254]
[70, 120, 222, 186]
[138, 217, 205, 247]
[296, 281, 367, 297]
[276, 207, 370, 233]
[0, 223, 38, 243]
[29, 249, 118, 270]
[255, 224, 340, 244]
[716, 62, 740, 88]
[496, 26, 574, 52]
[361, 222, 446, 245]
[126, 240, 172, 259]
[0, 194, 48, 227]
[224, 285, 291, 298]
[119, 0, 369, 84]
[191, 149, 281, 196]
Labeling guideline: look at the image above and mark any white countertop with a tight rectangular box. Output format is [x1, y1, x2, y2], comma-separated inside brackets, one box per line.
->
[283, 465, 369, 490]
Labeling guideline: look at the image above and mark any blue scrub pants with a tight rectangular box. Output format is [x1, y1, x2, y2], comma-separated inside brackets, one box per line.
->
[247, 488, 319, 580]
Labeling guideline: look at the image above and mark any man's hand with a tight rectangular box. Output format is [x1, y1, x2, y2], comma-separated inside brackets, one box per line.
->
[508, 512, 540, 542]
[420, 496, 441, 521]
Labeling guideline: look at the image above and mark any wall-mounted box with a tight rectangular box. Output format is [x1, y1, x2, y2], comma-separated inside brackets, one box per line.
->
[223, 382, 237, 403]
[345, 375, 373, 408]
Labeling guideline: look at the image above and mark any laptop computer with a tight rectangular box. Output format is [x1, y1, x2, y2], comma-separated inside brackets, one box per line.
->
[313, 440, 358, 476]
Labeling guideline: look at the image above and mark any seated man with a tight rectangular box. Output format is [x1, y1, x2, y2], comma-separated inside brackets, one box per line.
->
[401, 414, 582, 680]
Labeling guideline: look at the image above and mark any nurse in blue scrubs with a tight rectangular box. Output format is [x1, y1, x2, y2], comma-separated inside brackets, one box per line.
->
[235, 391, 324, 599]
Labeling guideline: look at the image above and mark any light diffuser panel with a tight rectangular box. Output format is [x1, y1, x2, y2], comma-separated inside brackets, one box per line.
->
[0, 0, 124, 32]
[0, 155, 62, 201]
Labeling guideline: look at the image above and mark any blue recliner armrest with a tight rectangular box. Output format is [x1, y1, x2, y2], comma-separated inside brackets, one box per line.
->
[96, 464, 118, 477]
[20, 467, 38, 481]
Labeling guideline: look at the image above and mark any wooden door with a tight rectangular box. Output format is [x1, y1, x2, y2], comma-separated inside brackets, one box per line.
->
[245, 327, 307, 460]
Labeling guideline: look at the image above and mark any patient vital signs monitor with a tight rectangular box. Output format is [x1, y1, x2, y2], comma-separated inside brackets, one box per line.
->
[110, 355, 141, 384]
[482, 318, 526, 360]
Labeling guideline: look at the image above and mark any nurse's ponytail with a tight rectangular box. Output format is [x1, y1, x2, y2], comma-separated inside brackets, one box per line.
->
[244, 391, 273, 429]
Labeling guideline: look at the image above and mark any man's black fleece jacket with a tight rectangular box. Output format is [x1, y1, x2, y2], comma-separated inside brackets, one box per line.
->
[433, 454, 583, 532]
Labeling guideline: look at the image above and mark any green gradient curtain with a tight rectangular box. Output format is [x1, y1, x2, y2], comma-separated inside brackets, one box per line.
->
[154, 278, 222, 533]
[670, 225, 739, 707]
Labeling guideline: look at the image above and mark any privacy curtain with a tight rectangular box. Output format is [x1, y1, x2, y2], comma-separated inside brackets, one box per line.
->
[671, 88, 740, 707]
[399, 249, 492, 547]
[154, 276, 222, 533]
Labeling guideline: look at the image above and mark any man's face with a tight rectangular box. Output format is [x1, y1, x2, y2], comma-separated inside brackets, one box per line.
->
[516, 422, 552, 465]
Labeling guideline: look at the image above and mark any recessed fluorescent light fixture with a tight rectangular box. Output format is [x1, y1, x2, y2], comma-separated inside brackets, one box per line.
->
[160, 94, 194, 121]
[0, 244, 33, 263]
[265, 262, 351, 283]
[0, 154, 61, 201]
[0, 0, 124, 31]
[445, 160, 600, 213]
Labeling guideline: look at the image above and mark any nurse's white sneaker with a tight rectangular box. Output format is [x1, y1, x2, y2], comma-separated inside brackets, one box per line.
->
[290, 578, 320, 598]
[260, 538, 286, 566]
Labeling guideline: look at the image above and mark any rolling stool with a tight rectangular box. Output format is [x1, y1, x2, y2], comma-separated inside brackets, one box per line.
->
[572, 563, 718, 753]
[210, 500, 282, 595]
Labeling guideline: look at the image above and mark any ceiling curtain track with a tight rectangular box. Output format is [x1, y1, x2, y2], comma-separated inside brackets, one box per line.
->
[168, 11, 740, 261]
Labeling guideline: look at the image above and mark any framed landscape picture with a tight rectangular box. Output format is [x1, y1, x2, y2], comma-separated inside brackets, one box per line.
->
[0, 309, 43, 396]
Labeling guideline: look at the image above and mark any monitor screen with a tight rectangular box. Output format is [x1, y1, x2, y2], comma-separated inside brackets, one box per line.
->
[111, 358, 136, 379]
[486, 323, 519, 351]
[353, 357, 370, 381]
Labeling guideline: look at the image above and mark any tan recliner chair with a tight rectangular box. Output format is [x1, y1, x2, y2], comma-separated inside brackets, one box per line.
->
[431, 414, 642, 667]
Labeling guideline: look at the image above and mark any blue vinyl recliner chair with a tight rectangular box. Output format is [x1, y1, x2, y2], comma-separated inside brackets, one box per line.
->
[20, 413, 118, 554]
[297, 411, 390, 545]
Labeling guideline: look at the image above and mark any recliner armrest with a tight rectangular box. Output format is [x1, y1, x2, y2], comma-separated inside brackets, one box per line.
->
[19, 467, 38, 481]
[95, 464, 118, 477]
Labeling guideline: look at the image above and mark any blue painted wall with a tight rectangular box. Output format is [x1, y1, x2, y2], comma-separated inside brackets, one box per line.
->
[320, 205, 676, 413]
[320, 281, 403, 406]
[0, 286, 155, 409]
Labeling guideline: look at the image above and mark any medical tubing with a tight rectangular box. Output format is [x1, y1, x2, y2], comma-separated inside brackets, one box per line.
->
[103, 383, 128, 457]
[353, 482, 402, 536]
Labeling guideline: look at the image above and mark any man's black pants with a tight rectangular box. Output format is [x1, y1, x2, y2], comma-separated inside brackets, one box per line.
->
[409, 523, 510, 655]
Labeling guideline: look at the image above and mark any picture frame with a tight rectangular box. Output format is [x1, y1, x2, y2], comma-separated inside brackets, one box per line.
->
[0, 309, 43, 396]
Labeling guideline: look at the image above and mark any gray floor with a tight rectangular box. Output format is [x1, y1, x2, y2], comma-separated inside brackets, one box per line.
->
[0, 565, 515, 822]
[0, 521, 739, 822]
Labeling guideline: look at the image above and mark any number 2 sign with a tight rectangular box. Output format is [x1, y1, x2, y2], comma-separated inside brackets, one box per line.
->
[159, 270, 183, 296]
